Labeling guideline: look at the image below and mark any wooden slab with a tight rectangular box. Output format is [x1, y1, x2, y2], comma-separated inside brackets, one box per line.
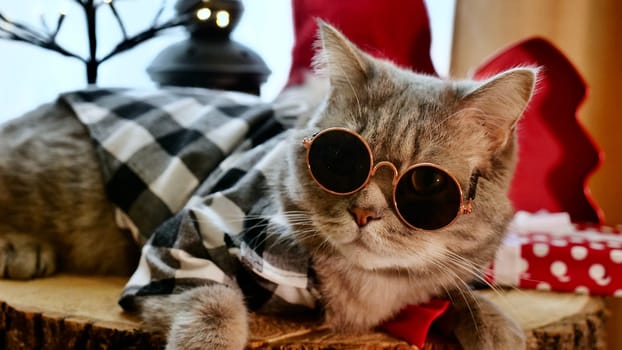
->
[0, 275, 608, 349]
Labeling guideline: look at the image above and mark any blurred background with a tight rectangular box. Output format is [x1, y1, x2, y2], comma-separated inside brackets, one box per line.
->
[0, 0, 455, 121]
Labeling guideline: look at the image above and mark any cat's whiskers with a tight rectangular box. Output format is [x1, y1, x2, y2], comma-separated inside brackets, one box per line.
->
[436, 265, 482, 336]
[438, 249, 507, 299]
[184, 214, 299, 251]
[441, 250, 494, 284]
[406, 245, 483, 333]
[294, 228, 329, 246]
[313, 238, 333, 256]
[397, 258, 480, 330]
[440, 249, 510, 294]
[437, 248, 530, 324]
[186, 211, 311, 228]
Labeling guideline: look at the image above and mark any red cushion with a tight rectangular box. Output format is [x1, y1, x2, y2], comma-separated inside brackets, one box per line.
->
[287, 0, 436, 86]
[474, 38, 604, 223]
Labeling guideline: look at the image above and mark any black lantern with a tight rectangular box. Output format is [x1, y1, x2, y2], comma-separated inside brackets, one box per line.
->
[147, 0, 270, 95]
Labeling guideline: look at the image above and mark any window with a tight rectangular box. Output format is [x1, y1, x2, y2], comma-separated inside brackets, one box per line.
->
[0, 0, 454, 122]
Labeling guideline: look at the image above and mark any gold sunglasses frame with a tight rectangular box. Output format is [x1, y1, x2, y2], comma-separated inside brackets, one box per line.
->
[303, 127, 476, 230]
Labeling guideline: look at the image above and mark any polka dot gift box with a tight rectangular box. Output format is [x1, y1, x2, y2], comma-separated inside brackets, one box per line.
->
[488, 212, 622, 296]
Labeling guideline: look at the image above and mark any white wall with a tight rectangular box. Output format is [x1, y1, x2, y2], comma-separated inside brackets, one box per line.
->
[0, 0, 454, 122]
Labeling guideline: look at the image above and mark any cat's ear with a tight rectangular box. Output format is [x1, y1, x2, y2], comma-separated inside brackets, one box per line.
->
[313, 20, 371, 89]
[460, 68, 538, 152]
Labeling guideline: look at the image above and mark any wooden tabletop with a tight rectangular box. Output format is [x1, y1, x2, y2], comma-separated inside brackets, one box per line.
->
[0, 275, 608, 349]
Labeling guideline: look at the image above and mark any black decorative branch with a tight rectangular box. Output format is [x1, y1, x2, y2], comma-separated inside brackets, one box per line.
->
[0, 1, 190, 84]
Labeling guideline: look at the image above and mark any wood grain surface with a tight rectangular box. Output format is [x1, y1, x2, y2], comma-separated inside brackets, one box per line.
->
[0, 275, 608, 349]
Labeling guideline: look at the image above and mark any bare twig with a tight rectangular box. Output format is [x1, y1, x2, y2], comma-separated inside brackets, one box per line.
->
[40, 40, 87, 62]
[0, 1, 188, 84]
[0, 13, 52, 45]
[39, 14, 50, 33]
[51, 13, 66, 41]
[99, 13, 190, 64]
[107, 1, 128, 39]
[152, 0, 166, 27]
[72, 0, 86, 8]
[0, 13, 44, 40]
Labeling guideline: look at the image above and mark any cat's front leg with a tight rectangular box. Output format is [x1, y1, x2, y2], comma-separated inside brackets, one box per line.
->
[443, 290, 525, 350]
[0, 232, 56, 279]
[138, 283, 249, 350]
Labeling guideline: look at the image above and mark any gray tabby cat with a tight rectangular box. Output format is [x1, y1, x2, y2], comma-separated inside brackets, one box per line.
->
[0, 23, 535, 349]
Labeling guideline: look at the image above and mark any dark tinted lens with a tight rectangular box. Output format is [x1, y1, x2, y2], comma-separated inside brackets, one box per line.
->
[394, 166, 461, 230]
[307, 129, 371, 194]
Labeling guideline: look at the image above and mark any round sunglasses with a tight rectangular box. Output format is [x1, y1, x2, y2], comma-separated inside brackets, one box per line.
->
[303, 127, 480, 230]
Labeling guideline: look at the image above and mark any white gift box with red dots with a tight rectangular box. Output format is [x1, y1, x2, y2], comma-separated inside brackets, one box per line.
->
[488, 211, 622, 296]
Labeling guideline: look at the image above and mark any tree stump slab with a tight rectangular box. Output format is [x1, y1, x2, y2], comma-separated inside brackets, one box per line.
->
[0, 275, 608, 349]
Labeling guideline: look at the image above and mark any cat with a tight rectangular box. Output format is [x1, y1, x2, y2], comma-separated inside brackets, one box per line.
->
[0, 22, 536, 350]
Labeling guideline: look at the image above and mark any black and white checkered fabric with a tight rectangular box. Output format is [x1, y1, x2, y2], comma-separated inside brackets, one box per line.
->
[61, 87, 320, 313]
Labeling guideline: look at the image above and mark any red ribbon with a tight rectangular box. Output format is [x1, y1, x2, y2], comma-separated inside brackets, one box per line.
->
[381, 299, 451, 349]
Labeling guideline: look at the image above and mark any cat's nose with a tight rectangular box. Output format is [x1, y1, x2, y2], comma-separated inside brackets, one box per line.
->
[349, 207, 382, 227]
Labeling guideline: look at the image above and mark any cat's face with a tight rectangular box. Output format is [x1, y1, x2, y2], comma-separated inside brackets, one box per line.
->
[282, 23, 536, 275]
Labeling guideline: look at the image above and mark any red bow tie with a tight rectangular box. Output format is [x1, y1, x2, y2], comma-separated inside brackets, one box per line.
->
[381, 299, 451, 348]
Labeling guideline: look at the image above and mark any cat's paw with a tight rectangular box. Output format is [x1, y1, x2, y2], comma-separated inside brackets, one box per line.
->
[139, 284, 249, 350]
[0, 233, 56, 279]
[166, 284, 248, 350]
[455, 314, 525, 350]
[450, 291, 526, 350]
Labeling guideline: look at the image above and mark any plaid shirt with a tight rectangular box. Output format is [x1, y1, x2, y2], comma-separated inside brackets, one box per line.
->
[61, 87, 320, 312]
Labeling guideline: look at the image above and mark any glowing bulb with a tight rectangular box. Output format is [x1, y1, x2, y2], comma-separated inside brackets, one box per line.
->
[196, 7, 212, 21]
[215, 10, 230, 28]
